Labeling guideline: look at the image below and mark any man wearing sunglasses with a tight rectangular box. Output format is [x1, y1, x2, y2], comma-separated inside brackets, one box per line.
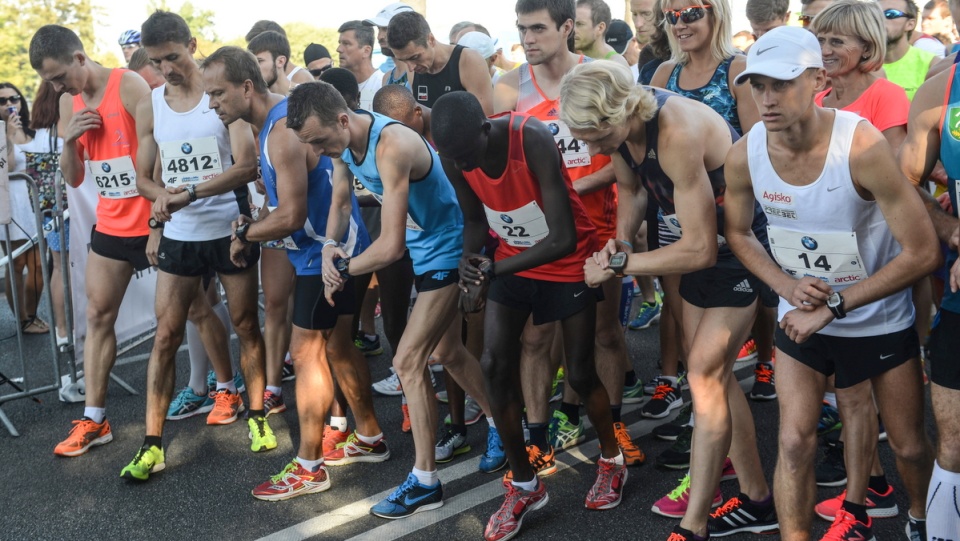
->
[882, 0, 938, 99]
[798, 0, 834, 30]
[304, 43, 333, 80]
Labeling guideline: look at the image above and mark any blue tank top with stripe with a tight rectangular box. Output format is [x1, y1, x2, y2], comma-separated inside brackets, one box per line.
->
[938, 64, 960, 313]
[666, 56, 742, 135]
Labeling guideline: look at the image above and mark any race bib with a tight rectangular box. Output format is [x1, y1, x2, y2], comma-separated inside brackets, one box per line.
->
[370, 192, 422, 231]
[767, 226, 868, 286]
[661, 213, 727, 247]
[352, 175, 374, 198]
[954, 178, 959, 217]
[159, 137, 223, 187]
[546, 120, 591, 168]
[86, 156, 138, 199]
[484, 201, 549, 247]
[266, 206, 299, 250]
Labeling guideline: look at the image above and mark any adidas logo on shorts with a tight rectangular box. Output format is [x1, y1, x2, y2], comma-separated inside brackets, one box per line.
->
[733, 279, 753, 293]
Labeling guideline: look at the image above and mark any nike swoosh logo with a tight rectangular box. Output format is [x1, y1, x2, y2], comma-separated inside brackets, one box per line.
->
[756, 46, 777, 55]
[574, 291, 585, 298]
[880, 353, 894, 360]
[202, 109, 213, 114]
[827, 186, 841, 192]
[403, 490, 437, 507]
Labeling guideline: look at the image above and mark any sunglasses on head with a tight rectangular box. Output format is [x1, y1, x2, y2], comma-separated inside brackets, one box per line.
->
[798, 13, 814, 27]
[663, 4, 712, 25]
[0, 95, 21, 106]
[883, 8, 909, 19]
[309, 65, 332, 77]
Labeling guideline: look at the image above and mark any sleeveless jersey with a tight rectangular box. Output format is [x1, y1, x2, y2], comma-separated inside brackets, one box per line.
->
[341, 112, 463, 274]
[748, 110, 914, 336]
[937, 64, 960, 313]
[517, 57, 618, 242]
[286, 66, 304, 82]
[462, 112, 598, 282]
[74, 69, 151, 237]
[885, 46, 936, 100]
[666, 56, 742, 135]
[413, 45, 465, 108]
[152, 86, 241, 242]
[261, 100, 369, 275]
[617, 88, 768, 268]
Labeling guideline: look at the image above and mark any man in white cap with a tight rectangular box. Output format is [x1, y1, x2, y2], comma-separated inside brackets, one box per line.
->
[724, 25, 937, 541]
[363, 2, 415, 87]
[457, 31, 503, 85]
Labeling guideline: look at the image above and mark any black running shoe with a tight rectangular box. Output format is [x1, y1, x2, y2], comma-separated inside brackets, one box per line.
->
[642, 377, 684, 419]
[748, 362, 776, 401]
[653, 402, 692, 442]
[816, 441, 847, 487]
[707, 493, 779, 537]
[656, 424, 691, 469]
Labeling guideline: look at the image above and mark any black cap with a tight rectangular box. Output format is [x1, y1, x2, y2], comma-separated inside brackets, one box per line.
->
[304, 43, 331, 65]
[605, 20, 633, 54]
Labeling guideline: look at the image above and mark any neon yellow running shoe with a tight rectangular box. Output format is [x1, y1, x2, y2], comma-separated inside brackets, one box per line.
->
[248, 415, 278, 452]
[120, 445, 165, 482]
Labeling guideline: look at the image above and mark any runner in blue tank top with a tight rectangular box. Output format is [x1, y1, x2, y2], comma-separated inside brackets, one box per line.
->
[285, 81, 494, 520]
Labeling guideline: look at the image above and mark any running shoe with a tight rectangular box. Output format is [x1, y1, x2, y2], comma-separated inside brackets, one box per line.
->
[653, 402, 693, 441]
[644, 371, 689, 395]
[816, 441, 848, 487]
[666, 525, 707, 541]
[905, 515, 926, 541]
[325, 431, 390, 465]
[354, 333, 383, 356]
[370, 473, 443, 519]
[707, 493, 779, 537]
[657, 424, 692, 469]
[401, 403, 411, 433]
[427, 356, 444, 373]
[651, 473, 723, 518]
[281, 361, 295, 382]
[479, 426, 507, 473]
[207, 389, 244, 425]
[251, 459, 331, 501]
[435, 390, 449, 404]
[166, 387, 214, 420]
[54, 417, 113, 457]
[373, 368, 403, 396]
[585, 456, 627, 510]
[263, 390, 286, 417]
[248, 415, 278, 452]
[721, 457, 737, 482]
[641, 377, 684, 419]
[622, 378, 644, 404]
[549, 368, 563, 403]
[818, 403, 842, 436]
[548, 409, 585, 450]
[736, 338, 758, 361]
[323, 425, 349, 456]
[613, 422, 645, 466]
[504, 444, 558, 481]
[120, 444, 165, 481]
[444, 396, 484, 426]
[484, 479, 549, 541]
[749, 362, 777, 401]
[814, 486, 899, 521]
[821, 509, 875, 541]
[628, 301, 661, 330]
[206, 370, 247, 394]
[435, 429, 471, 463]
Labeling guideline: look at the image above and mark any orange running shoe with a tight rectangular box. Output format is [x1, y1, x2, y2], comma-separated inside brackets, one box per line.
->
[737, 338, 758, 362]
[54, 417, 113, 456]
[207, 389, 244, 425]
[613, 422, 646, 466]
[504, 444, 557, 481]
[401, 403, 411, 433]
[323, 425, 349, 456]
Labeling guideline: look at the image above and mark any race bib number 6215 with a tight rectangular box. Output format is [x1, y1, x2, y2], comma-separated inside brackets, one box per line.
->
[86, 156, 138, 199]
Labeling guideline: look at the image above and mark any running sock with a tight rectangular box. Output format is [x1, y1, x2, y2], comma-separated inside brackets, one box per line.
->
[356, 432, 383, 445]
[611, 405, 622, 423]
[450, 423, 466, 437]
[330, 416, 348, 432]
[840, 500, 869, 524]
[249, 409, 265, 418]
[559, 401, 580, 426]
[216, 380, 238, 394]
[868, 474, 889, 494]
[297, 456, 323, 472]
[750, 493, 773, 507]
[512, 477, 539, 492]
[143, 435, 162, 449]
[184, 320, 209, 394]
[412, 467, 438, 486]
[603, 451, 625, 466]
[926, 461, 960, 540]
[84, 407, 106, 424]
[823, 391, 837, 409]
[528, 423, 549, 452]
[624, 370, 638, 387]
[266, 385, 282, 396]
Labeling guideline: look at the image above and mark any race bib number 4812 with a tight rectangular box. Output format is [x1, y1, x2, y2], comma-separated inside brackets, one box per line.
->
[159, 137, 223, 187]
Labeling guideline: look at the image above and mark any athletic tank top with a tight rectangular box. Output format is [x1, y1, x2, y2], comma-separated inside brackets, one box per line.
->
[617, 88, 768, 268]
[386, 67, 410, 88]
[937, 64, 960, 313]
[261, 100, 369, 275]
[748, 110, 914, 336]
[666, 56, 742, 135]
[74, 69, 151, 237]
[462, 112, 598, 282]
[517, 58, 618, 243]
[885, 46, 936, 101]
[413, 45, 465, 108]
[151, 86, 240, 242]
[341, 112, 463, 274]
[286, 66, 303, 82]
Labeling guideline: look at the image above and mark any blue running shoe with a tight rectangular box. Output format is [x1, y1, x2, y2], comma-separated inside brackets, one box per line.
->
[479, 426, 507, 473]
[206, 370, 247, 394]
[628, 302, 661, 330]
[166, 386, 213, 420]
[370, 473, 443, 519]
[817, 402, 842, 436]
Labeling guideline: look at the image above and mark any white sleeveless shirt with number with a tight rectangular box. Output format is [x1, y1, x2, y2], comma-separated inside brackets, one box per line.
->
[152, 86, 240, 242]
[747, 110, 914, 337]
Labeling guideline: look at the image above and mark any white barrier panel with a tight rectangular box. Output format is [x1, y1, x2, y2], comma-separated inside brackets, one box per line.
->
[0, 123, 11, 225]
[66, 164, 158, 359]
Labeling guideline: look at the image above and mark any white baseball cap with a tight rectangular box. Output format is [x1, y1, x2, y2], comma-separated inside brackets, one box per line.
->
[734, 26, 823, 86]
[457, 31, 498, 59]
[363, 3, 415, 27]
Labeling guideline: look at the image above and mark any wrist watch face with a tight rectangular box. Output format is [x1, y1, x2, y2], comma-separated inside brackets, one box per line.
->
[827, 293, 840, 307]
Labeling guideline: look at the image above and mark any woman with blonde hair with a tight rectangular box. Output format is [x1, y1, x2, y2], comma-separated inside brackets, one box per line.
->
[561, 60, 777, 541]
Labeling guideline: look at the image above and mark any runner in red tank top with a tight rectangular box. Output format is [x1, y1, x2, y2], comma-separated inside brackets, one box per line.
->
[433, 91, 627, 541]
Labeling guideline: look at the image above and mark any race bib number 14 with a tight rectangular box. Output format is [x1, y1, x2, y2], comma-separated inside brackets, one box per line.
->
[86, 156, 138, 199]
[767, 226, 868, 286]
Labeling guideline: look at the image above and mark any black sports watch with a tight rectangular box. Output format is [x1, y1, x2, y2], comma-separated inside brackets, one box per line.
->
[477, 259, 496, 281]
[608, 251, 628, 277]
[148, 217, 164, 229]
[335, 256, 351, 279]
[826, 292, 846, 319]
[185, 183, 197, 203]
[235, 222, 251, 244]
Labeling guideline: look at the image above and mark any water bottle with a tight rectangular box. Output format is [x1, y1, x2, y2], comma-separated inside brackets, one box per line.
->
[619, 275, 634, 328]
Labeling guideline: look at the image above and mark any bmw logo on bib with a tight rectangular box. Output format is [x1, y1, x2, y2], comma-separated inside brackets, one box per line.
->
[548, 123, 559, 136]
[801, 236, 818, 250]
[670, 218, 680, 228]
[500, 214, 513, 224]
[101, 162, 111, 172]
[181, 142, 193, 154]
